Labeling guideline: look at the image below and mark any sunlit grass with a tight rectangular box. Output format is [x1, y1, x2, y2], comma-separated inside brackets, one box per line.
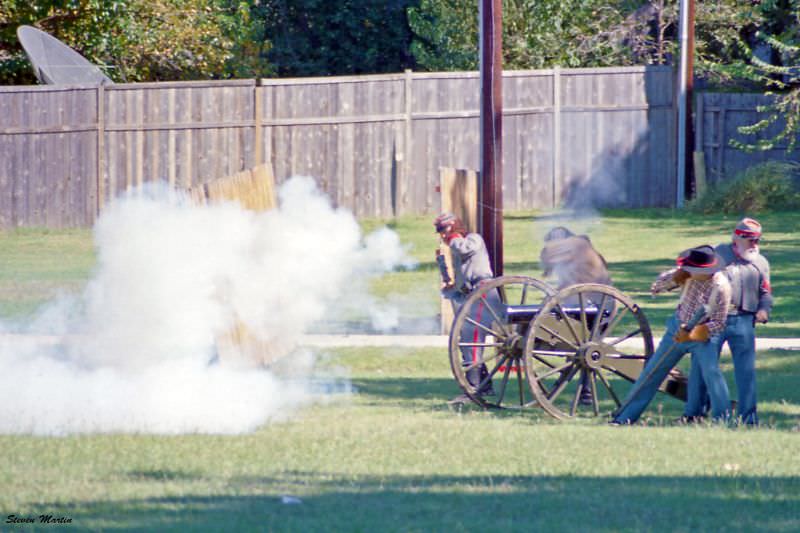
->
[0, 345, 798, 531]
[0, 211, 798, 530]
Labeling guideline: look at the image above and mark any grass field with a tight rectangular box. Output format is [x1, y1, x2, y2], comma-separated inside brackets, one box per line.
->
[1, 209, 799, 531]
[1, 345, 799, 531]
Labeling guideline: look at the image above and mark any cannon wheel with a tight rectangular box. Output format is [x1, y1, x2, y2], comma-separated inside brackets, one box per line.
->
[522, 283, 654, 420]
[449, 276, 554, 409]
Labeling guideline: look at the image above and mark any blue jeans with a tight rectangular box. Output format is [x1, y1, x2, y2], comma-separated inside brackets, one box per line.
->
[694, 313, 758, 425]
[613, 313, 730, 424]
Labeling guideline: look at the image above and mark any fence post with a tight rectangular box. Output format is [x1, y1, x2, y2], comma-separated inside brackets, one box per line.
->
[693, 93, 706, 195]
[402, 69, 413, 216]
[254, 79, 263, 167]
[96, 84, 105, 220]
[552, 67, 561, 208]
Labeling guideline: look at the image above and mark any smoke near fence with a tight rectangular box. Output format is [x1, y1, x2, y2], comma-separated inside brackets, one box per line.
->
[533, 152, 626, 287]
[0, 176, 413, 435]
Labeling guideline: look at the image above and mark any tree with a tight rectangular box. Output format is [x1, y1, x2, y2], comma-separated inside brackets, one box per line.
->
[260, 0, 417, 77]
[407, 0, 766, 73]
[0, 0, 271, 84]
[408, 0, 654, 72]
[734, 29, 800, 151]
[407, 0, 477, 71]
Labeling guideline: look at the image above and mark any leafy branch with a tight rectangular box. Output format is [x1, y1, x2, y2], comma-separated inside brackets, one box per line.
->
[734, 25, 800, 152]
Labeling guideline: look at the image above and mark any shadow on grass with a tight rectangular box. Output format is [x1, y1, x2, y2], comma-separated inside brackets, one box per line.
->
[44, 472, 800, 531]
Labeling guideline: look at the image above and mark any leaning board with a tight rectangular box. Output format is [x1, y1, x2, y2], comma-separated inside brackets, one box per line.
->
[187, 164, 284, 366]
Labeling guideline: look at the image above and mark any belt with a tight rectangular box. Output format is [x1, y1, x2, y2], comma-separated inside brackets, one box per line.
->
[727, 304, 754, 316]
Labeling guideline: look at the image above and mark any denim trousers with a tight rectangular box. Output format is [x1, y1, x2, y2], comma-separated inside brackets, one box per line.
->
[693, 313, 758, 425]
[613, 313, 730, 424]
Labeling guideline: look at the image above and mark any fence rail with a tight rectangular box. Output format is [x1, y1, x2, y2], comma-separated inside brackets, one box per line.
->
[3, 66, 763, 229]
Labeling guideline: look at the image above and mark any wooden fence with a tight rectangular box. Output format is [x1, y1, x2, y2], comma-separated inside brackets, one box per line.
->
[697, 92, 800, 183]
[2, 66, 679, 227]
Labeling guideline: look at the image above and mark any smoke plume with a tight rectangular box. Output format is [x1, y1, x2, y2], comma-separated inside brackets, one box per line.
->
[0, 176, 412, 435]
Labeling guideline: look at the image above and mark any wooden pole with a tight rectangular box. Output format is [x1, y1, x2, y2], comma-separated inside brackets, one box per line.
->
[676, 0, 696, 206]
[480, 0, 503, 275]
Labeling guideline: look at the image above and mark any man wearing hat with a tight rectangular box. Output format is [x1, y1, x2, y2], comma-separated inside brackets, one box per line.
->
[611, 245, 732, 424]
[694, 218, 772, 425]
[434, 213, 497, 401]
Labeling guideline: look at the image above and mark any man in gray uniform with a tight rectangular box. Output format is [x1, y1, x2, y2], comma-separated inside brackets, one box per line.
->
[539, 226, 612, 290]
[695, 217, 772, 425]
[434, 213, 497, 400]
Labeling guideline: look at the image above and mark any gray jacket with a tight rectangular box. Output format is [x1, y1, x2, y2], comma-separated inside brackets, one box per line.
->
[715, 242, 773, 316]
[448, 232, 494, 293]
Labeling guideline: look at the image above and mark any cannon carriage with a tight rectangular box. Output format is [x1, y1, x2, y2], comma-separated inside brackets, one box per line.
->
[449, 276, 686, 419]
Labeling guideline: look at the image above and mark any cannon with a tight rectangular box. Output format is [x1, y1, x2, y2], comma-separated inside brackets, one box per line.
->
[448, 276, 686, 419]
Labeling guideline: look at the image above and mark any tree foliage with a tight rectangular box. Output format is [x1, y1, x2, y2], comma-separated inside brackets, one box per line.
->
[734, 17, 800, 152]
[407, 0, 769, 74]
[0, 0, 797, 92]
[261, 0, 417, 77]
[0, 0, 271, 84]
[408, 0, 644, 71]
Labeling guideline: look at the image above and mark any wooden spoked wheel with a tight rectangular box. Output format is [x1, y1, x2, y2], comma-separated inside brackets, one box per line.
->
[448, 276, 554, 409]
[522, 284, 654, 420]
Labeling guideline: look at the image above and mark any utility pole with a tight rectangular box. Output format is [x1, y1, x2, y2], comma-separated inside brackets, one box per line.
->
[676, 0, 696, 207]
[480, 0, 503, 275]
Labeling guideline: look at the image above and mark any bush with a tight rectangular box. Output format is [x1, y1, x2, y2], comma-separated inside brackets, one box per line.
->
[687, 161, 800, 214]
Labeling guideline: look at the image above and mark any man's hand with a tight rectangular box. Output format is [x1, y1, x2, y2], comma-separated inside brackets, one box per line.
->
[651, 268, 687, 295]
[672, 269, 691, 285]
[442, 229, 463, 244]
[755, 309, 769, 324]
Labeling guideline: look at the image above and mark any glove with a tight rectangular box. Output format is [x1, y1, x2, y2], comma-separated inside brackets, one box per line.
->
[672, 269, 691, 285]
[688, 324, 710, 342]
[674, 324, 710, 343]
[674, 328, 690, 343]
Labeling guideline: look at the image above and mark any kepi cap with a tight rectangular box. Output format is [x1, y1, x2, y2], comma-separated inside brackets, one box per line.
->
[434, 212, 457, 233]
[734, 217, 762, 239]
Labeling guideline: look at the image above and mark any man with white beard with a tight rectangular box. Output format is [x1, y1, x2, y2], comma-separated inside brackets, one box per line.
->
[692, 217, 772, 425]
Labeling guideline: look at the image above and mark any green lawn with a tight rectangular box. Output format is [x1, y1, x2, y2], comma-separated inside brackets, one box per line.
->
[2, 209, 798, 335]
[1, 210, 799, 531]
[1, 345, 798, 531]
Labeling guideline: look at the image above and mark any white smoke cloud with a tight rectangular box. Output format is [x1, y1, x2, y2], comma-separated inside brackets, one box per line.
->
[0, 176, 410, 435]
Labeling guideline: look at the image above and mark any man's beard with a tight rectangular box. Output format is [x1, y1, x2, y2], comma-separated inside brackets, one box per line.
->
[735, 241, 759, 261]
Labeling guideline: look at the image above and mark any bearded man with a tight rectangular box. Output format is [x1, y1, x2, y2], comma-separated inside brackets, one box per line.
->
[695, 217, 772, 425]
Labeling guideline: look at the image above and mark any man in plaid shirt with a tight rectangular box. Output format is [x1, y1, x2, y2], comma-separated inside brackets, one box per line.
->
[612, 245, 732, 424]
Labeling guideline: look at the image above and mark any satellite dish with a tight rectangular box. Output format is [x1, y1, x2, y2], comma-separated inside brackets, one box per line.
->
[17, 25, 113, 85]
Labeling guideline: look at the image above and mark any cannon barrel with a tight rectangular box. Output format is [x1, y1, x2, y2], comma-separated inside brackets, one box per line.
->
[505, 304, 608, 324]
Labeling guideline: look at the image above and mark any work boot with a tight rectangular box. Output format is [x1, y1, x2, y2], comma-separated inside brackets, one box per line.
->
[466, 365, 494, 397]
[578, 372, 593, 405]
[579, 387, 593, 406]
